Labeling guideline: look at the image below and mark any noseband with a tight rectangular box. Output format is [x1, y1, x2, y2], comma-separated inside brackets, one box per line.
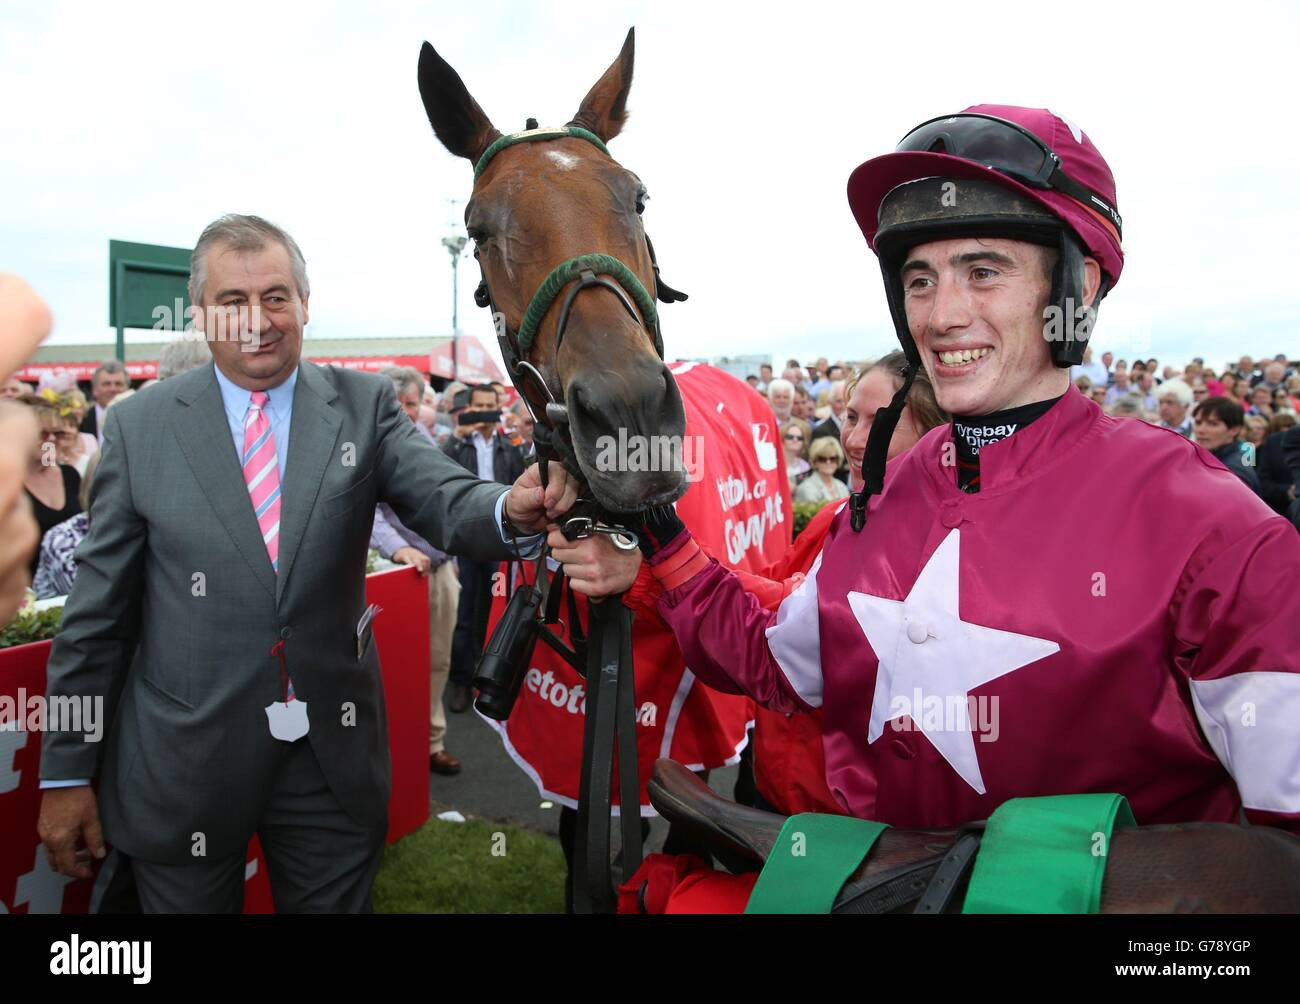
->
[469, 123, 687, 487]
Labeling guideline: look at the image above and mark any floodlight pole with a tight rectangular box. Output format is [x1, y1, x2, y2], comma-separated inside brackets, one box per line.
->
[442, 234, 468, 381]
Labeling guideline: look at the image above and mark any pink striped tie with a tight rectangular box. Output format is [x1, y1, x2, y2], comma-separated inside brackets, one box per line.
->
[243, 392, 293, 701]
[242, 391, 282, 573]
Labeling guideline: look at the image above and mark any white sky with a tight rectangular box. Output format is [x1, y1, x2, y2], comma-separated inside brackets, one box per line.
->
[3, 0, 1299, 375]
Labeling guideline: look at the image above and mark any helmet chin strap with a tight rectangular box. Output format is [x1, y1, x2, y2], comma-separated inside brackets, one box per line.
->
[848, 363, 918, 532]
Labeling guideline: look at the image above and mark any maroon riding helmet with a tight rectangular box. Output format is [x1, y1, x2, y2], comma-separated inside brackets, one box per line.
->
[842, 106, 1126, 530]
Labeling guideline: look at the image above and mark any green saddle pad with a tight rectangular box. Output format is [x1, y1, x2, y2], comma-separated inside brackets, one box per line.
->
[744, 813, 889, 914]
[962, 793, 1137, 914]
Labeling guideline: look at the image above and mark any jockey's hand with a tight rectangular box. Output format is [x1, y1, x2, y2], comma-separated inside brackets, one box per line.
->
[633, 505, 687, 559]
[505, 461, 579, 533]
[547, 524, 642, 598]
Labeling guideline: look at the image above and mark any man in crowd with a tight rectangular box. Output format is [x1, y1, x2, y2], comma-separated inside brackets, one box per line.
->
[782, 363, 808, 392]
[1157, 380, 1194, 438]
[755, 362, 773, 393]
[766, 378, 794, 424]
[506, 399, 535, 457]
[1256, 360, 1288, 393]
[442, 383, 528, 713]
[1070, 346, 1108, 388]
[1103, 362, 1132, 406]
[80, 360, 129, 443]
[369, 366, 463, 775]
[807, 357, 832, 399]
[812, 379, 850, 483]
[37, 214, 573, 912]
[156, 334, 213, 380]
[2, 375, 31, 399]
[793, 385, 817, 422]
[1134, 370, 1158, 410]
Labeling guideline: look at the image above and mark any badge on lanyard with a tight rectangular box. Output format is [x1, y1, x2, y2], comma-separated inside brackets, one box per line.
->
[265, 640, 309, 742]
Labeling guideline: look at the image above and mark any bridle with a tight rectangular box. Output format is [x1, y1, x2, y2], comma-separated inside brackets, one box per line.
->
[469, 122, 687, 489]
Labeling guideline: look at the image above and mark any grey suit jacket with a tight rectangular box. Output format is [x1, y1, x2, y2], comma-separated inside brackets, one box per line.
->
[41, 361, 517, 863]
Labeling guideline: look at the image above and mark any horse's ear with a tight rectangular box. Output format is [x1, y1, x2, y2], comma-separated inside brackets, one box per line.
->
[568, 27, 635, 143]
[417, 41, 502, 165]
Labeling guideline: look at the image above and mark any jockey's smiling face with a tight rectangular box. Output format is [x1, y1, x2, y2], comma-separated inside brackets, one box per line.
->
[901, 236, 1100, 416]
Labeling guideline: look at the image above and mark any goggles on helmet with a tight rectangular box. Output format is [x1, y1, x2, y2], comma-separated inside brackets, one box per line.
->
[896, 113, 1122, 241]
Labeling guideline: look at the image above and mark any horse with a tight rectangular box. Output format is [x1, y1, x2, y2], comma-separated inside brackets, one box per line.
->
[416, 28, 791, 913]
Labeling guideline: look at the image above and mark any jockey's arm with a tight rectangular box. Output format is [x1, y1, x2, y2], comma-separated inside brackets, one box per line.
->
[1173, 514, 1300, 834]
[550, 514, 816, 712]
[649, 530, 818, 713]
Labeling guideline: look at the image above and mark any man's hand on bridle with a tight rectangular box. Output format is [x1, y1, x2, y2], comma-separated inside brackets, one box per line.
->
[504, 461, 579, 533]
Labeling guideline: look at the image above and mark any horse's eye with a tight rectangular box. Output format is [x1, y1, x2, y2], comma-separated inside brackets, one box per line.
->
[635, 188, 649, 215]
[466, 226, 488, 244]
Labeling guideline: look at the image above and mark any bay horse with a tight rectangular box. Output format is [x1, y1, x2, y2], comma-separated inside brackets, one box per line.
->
[417, 28, 786, 913]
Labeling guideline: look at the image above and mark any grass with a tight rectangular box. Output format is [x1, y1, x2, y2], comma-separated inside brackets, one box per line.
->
[373, 816, 567, 914]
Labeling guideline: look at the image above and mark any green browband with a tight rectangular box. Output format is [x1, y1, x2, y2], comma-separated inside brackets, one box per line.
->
[474, 125, 610, 180]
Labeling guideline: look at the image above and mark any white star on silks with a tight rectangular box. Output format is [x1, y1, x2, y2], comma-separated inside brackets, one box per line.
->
[847, 529, 1060, 795]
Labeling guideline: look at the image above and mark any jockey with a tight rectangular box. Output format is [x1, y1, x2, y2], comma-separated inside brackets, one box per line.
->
[554, 105, 1300, 836]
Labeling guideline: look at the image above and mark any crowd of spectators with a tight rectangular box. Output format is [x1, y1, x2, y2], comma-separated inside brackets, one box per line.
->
[753, 349, 1300, 520]
[1067, 348, 1299, 509]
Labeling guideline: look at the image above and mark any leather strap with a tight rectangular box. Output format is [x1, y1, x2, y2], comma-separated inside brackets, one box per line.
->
[913, 829, 982, 914]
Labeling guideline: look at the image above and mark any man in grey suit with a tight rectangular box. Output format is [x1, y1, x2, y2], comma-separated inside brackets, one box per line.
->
[36, 214, 575, 912]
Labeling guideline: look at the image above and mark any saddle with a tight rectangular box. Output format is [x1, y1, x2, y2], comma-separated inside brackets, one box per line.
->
[647, 758, 980, 913]
[646, 757, 1300, 914]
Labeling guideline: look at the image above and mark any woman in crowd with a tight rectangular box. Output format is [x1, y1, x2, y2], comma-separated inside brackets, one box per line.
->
[1193, 397, 1263, 497]
[1219, 372, 1240, 403]
[33, 451, 98, 598]
[1244, 413, 1270, 447]
[780, 418, 811, 486]
[21, 396, 82, 576]
[54, 390, 97, 476]
[1247, 384, 1275, 420]
[795, 437, 850, 504]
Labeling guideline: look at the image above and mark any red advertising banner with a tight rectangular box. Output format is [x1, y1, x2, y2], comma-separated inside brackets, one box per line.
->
[485, 362, 792, 809]
[14, 355, 437, 384]
[0, 565, 429, 914]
